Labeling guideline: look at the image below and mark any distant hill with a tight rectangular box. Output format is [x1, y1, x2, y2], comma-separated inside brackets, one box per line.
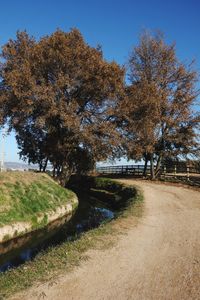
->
[4, 162, 38, 170]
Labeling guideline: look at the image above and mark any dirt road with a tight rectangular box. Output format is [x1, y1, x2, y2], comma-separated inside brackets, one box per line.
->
[12, 180, 200, 300]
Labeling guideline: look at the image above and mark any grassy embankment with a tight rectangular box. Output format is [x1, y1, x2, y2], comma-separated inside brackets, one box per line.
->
[0, 171, 77, 241]
[0, 176, 143, 299]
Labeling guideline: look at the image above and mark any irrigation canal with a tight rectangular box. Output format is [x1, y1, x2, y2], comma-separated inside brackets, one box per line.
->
[0, 192, 114, 272]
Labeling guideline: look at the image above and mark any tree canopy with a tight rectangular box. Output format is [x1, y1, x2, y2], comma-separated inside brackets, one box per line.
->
[0, 29, 199, 181]
[0, 29, 124, 182]
[117, 31, 199, 178]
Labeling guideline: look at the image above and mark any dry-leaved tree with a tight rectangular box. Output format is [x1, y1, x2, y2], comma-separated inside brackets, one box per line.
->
[118, 31, 199, 178]
[0, 29, 124, 183]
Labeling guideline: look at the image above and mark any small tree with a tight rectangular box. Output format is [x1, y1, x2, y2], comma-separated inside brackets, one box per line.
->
[119, 31, 199, 178]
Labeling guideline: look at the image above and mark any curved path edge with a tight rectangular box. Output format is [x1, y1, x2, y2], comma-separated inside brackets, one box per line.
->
[11, 180, 200, 300]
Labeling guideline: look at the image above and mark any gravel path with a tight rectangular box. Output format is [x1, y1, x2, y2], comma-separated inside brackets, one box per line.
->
[12, 180, 200, 300]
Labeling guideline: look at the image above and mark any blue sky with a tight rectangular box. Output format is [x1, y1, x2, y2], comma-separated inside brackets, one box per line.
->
[0, 0, 200, 163]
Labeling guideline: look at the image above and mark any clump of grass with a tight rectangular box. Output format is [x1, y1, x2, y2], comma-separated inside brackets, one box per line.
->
[159, 176, 200, 188]
[0, 178, 143, 299]
[93, 177, 122, 192]
[2, 234, 11, 242]
[90, 177, 139, 212]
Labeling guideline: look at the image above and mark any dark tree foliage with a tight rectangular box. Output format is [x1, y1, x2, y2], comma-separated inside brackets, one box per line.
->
[0, 29, 124, 183]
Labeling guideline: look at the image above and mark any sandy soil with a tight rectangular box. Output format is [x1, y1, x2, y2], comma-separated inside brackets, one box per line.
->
[11, 180, 200, 300]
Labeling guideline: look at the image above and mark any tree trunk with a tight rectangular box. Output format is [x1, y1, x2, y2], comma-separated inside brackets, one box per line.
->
[56, 166, 61, 177]
[59, 165, 72, 187]
[155, 154, 162, 178]
[42, 158, 48, 172]
[150, 155, 155, 179]
[53, 166, 56, 177]
[143, 157, 148, 177]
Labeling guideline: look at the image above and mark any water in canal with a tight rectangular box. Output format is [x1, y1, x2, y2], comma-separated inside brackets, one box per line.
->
[0, 192, 114, 272]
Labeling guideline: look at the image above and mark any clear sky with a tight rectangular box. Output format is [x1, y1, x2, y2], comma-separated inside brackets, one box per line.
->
[0, 0, 200, 163]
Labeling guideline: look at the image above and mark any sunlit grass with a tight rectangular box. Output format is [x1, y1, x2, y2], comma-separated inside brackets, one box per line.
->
[0, 172, 75, 227]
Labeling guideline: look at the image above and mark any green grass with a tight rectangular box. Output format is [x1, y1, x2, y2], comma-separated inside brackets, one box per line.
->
[93, 177, 122, 192]
[158, 176, 200, 188]
[0, 178, 143, 299]
[89, 177, 138, 212]
[0, 172, 76, 228]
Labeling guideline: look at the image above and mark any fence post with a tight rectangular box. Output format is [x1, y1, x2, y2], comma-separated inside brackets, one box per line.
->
[187, 166, 190, 181]
[174, 165, 177, 176]
[164, 166, 166, 180]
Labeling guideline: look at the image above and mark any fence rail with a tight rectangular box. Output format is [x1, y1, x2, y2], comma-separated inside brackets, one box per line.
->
[96, 164, 200, 185]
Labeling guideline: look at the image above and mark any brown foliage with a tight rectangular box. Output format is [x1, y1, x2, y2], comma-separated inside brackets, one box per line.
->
[0, 29, 199, 181]
[118, 31, 200, 178]
[0, 29, 124, 181]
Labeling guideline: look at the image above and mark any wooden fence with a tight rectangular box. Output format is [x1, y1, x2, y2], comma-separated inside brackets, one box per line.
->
[97, 165, 149, 176]
[96, 164, 200, 185]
